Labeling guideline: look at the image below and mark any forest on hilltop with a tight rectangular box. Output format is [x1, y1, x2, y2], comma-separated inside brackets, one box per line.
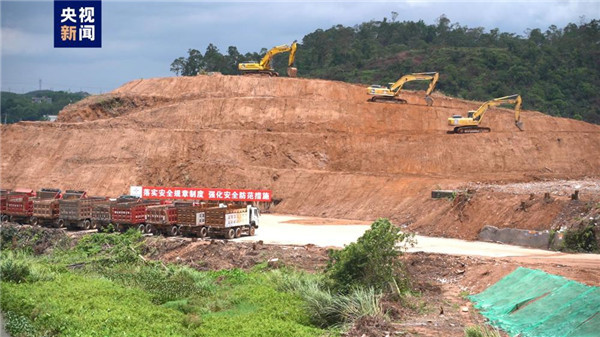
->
[171, 15, 600, 124]
[0, 91, 89, 124]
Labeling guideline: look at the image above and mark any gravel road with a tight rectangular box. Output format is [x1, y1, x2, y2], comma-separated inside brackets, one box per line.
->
[237, 214, 600, 261]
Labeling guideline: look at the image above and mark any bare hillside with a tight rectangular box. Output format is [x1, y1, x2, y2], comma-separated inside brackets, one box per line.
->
[2, 74, 599, 237]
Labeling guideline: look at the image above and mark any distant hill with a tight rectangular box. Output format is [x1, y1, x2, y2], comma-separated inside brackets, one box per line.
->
[1, 90, 89, 124]
[171, 16, 600, 124]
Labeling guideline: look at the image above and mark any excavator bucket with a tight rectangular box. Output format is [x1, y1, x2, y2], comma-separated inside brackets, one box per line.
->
[287, 67, 298, 78]
[425, 95, 434, 106]
[515, 120, 524, 131]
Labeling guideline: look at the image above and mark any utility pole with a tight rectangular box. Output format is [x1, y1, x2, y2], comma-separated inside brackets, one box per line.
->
[39, 79, 42, 91]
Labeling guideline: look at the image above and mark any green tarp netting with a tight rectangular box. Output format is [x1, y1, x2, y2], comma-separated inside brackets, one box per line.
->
[469, 267, 600, 337]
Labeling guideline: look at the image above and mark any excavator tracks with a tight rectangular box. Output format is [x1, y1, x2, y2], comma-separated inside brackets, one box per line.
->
[448, 126, 492, 134]
[367, 97, 408, 104]
[241, 71, 279, 77]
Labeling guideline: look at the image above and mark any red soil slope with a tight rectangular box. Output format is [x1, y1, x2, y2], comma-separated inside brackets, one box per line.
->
[2, 74, 599, 238]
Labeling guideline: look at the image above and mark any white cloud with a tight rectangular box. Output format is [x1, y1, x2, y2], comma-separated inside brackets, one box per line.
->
[1, 27, 49, 56]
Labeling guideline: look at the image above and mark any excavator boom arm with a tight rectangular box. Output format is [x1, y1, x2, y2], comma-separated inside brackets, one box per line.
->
[288, 42, 297, 67]
[471, 94, 522, 123]
[389, 72, 439, 96]
[258, 41, 298, 69]
[259, 44, 292, 68]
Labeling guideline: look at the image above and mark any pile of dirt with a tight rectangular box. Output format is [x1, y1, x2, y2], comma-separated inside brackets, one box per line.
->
[144, 237, 329, 271]
[2, 74, 600, 239]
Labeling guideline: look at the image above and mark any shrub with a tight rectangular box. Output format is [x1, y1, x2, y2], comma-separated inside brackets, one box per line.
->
[563, 224, 599, 253]
[326, 218, 415, 293]
[0, 258, 31, 283]
[75, 229, 143, 263]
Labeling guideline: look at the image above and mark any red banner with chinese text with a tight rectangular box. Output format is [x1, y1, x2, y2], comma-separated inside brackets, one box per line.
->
[141, 186, 271, 202]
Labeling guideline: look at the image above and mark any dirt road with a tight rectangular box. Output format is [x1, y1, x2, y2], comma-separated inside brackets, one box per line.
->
[238, 214, 600, 261]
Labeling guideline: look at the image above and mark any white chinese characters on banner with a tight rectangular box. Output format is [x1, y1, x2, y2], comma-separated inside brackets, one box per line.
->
[61, 7, 77, 23]
[139, 186, 272, 202]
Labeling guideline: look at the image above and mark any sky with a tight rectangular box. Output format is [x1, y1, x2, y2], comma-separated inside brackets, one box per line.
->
[1, 0, 598, 94]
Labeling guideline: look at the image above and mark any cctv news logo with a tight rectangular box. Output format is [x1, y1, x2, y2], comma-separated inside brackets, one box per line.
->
[54, 0, 102, 48]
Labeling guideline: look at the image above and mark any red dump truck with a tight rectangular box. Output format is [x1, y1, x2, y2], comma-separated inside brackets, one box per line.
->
[59, 192, 108, 229]
[111, 200, 160, 232]
[5, 189, 38, 224]
[205, 204, 260, 239]
[145, 204, 178, 235]
[92, 196, 142, 232]
[30, 188, 64, 227]
[1, 189, 11, 222]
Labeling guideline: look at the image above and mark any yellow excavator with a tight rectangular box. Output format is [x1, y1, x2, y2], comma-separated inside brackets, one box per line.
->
[238, 41, 298, 77]
[366, 72, 439, 106]
[447, 94, 524, 134]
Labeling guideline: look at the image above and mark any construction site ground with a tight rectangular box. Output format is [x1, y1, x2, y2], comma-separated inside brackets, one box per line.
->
[142, 214, 600, 337]
[2, 75, 600, 241]
[16, 219, 587, 337]
[2, 74, 600, 335]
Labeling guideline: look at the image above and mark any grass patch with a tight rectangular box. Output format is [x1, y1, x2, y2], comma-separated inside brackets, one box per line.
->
[0, 228, 328, 337]
[464, 324, 502, 337]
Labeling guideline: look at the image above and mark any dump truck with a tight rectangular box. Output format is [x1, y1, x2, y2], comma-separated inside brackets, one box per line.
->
[5, 189, 37, 224]
[175, 202, 214, 238]
[145, 204, 178, 235]
[59, 193, 108, 229]
[91, 201, 114, 231]
[30, 188, 64, 227]
[205, 204, 260, 239]
[111, 200, 160, 232]
[0, 189, 11, 222]
[92, 195, 142, 232]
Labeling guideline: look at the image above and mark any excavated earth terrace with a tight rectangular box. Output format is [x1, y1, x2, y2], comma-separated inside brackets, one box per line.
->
[2, 74, 600, 239]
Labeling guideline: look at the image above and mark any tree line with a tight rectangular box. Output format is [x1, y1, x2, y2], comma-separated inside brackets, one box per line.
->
[171, 15, 600, 124]
[1, 90, 89, 124]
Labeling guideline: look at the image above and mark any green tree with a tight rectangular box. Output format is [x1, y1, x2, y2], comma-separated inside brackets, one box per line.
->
[326, 218, 415, 293]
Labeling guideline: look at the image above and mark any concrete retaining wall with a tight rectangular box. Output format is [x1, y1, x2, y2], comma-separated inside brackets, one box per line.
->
[478, 225, 563, 250]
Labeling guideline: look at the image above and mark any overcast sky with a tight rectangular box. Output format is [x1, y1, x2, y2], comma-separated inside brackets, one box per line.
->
[1, 1, 598, 94]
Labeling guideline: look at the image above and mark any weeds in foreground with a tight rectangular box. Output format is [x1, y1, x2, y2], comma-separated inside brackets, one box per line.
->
[464, 324, 502, 337]
[269, 269, 383, 328]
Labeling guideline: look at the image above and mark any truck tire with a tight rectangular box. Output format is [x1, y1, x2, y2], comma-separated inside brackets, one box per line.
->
[145, 224, 153, 234]
[199, 226, 208, 239]
[138, 224, 146, 233]
[170, 225, 179, 236]
[83, 220, 92, 230]
[249, 226, 256, 236]
[116, 224, 124, 232]
[1, 215, 8, 222]
[56, 219, 65, 228]
[225, 228, 235, 239]
[235, 227, 242, 238]
[30, 217, 39, 226]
